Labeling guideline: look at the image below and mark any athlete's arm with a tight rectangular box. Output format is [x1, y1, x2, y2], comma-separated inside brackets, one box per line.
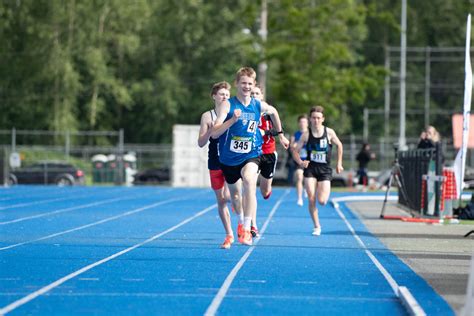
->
[291, 131, 310, 168]
[210, 100, 241, 138]
[260, 102, 289, 149]
[328, 128, 344, 173]
[290, 135, 296, 146]
[197, 112, 213, 148]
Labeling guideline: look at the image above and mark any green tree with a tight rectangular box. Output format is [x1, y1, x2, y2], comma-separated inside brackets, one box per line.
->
[265, 0, 385, 135]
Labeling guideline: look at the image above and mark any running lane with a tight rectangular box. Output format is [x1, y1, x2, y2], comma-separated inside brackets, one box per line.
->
[0, 188, 453, 315]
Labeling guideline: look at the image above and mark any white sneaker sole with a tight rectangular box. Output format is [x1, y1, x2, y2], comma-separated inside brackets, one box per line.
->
[312, 228, 321, 236]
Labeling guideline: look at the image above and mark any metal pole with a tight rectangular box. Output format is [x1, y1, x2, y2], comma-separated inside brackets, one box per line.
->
[117, 129, 124, 185]
[424, 46, 431, 127]
[384, 46, 391, 140]
[11, 128, 16, 153]
[363, 108, 369, 142]
[258, 0, 268, 96]
[399, 0, 407, 149]
[65, 131, 70, 161]
[380, 137, 385, 170]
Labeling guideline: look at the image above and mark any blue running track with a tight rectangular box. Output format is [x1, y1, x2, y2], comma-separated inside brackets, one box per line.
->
[0, 186, 453, 315]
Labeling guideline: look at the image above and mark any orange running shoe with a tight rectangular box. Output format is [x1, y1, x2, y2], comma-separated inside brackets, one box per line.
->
[239, 229, 253, 246]
[220, 235, 234, 249]
[237, 223, 244, 239]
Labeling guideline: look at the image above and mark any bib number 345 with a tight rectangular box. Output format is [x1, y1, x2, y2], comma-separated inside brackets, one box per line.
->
[230, 139, 251, 153]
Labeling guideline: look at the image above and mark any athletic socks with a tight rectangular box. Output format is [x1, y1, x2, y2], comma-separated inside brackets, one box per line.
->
[238, 212, 244, 223]
[244, 217, 252, 230]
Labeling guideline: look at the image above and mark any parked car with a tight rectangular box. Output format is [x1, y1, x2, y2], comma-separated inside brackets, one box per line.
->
[8, 161, 85, 186]
[133, 167, 170, 185]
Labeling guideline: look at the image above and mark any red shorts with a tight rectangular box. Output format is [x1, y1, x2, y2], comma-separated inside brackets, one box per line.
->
[209, 169, 225, 190]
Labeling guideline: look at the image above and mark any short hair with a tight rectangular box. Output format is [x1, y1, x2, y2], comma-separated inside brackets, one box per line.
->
[210, 81, 231, 96]
[235, 67, 256, 83]
[297, 114, 308, 121]
[309, 105, 324, 116]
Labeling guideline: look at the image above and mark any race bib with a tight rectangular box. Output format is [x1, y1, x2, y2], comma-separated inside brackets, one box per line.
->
[320, 139, 328, 148]
[310, 150, 326, 163]
[230, 136, 252, 153]
[247, 120, 258, 133]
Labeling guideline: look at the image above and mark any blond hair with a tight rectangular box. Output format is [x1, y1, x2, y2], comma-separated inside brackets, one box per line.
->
[235, 67, 256, 83]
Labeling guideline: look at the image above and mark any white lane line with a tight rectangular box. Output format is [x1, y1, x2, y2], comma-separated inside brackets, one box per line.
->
[0, 197, 74, 211]
[0, 204, 216, 315]
[78, 278, 99, 281]
[169, 279, 186, 282]
[0, 292, 400, 301]
[398, 286, 426, 316]
[204, 189, 290, 316]
[293, 281, 318, 285]
[0, 197, 125, 225]
[0, 278, 20, 281]
[121, 278, 144, 282]
[0, 193, 200, 251]
[0, 188, 175, 225]
[247, 280, 266, 283]
[0, 188, 121, 211]
[331, 198, 426, 316]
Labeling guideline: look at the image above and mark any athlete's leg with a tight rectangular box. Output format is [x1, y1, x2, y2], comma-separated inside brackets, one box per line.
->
[241, 162, 259, 220]
[258, 153, 275, 200]
[213, 187, 233, 236]
[259, 175, 272, 199]
[227, 180, 242, 214]
[304, 177, 320, 229]
[240, 162, 259, 244]
[223, 182, 231, 203]
[227, 180, 243, 220]
[254, 174, 272, 237]
[295, 168, 304, 205]
[316, 180, 331, 206]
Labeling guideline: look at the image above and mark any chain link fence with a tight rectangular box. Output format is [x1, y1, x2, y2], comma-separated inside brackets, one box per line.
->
[0, 128, 466, 187]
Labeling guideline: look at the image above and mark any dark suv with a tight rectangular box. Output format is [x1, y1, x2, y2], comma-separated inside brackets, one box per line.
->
[9, 161, 85, 186]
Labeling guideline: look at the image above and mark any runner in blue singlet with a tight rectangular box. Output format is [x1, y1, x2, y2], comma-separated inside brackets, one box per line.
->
[211, 67, 289, 246]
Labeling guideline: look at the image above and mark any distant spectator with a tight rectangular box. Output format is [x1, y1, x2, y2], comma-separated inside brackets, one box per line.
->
[417, 126, 440, 149]
[356, 143, 375, 189]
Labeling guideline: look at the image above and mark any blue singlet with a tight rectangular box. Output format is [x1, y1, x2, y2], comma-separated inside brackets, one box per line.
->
[218, 96, 263, 166]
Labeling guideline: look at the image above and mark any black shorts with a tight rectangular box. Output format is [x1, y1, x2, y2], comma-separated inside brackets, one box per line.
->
[303, 163, 332, 182]
[259, 152, 278, 179]
[220, 157, 261, 184]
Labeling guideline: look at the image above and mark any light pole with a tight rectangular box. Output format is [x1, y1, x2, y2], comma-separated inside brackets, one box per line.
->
[399, 0, 407, 149]
[258, 0, 268, 96]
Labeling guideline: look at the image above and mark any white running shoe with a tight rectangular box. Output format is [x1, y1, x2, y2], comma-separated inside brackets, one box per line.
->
[312, 227, 321, 236]
[297, 198, 303, 206]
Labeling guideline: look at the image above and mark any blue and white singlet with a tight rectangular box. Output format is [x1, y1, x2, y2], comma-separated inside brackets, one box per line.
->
[218, 96, 263, 166]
